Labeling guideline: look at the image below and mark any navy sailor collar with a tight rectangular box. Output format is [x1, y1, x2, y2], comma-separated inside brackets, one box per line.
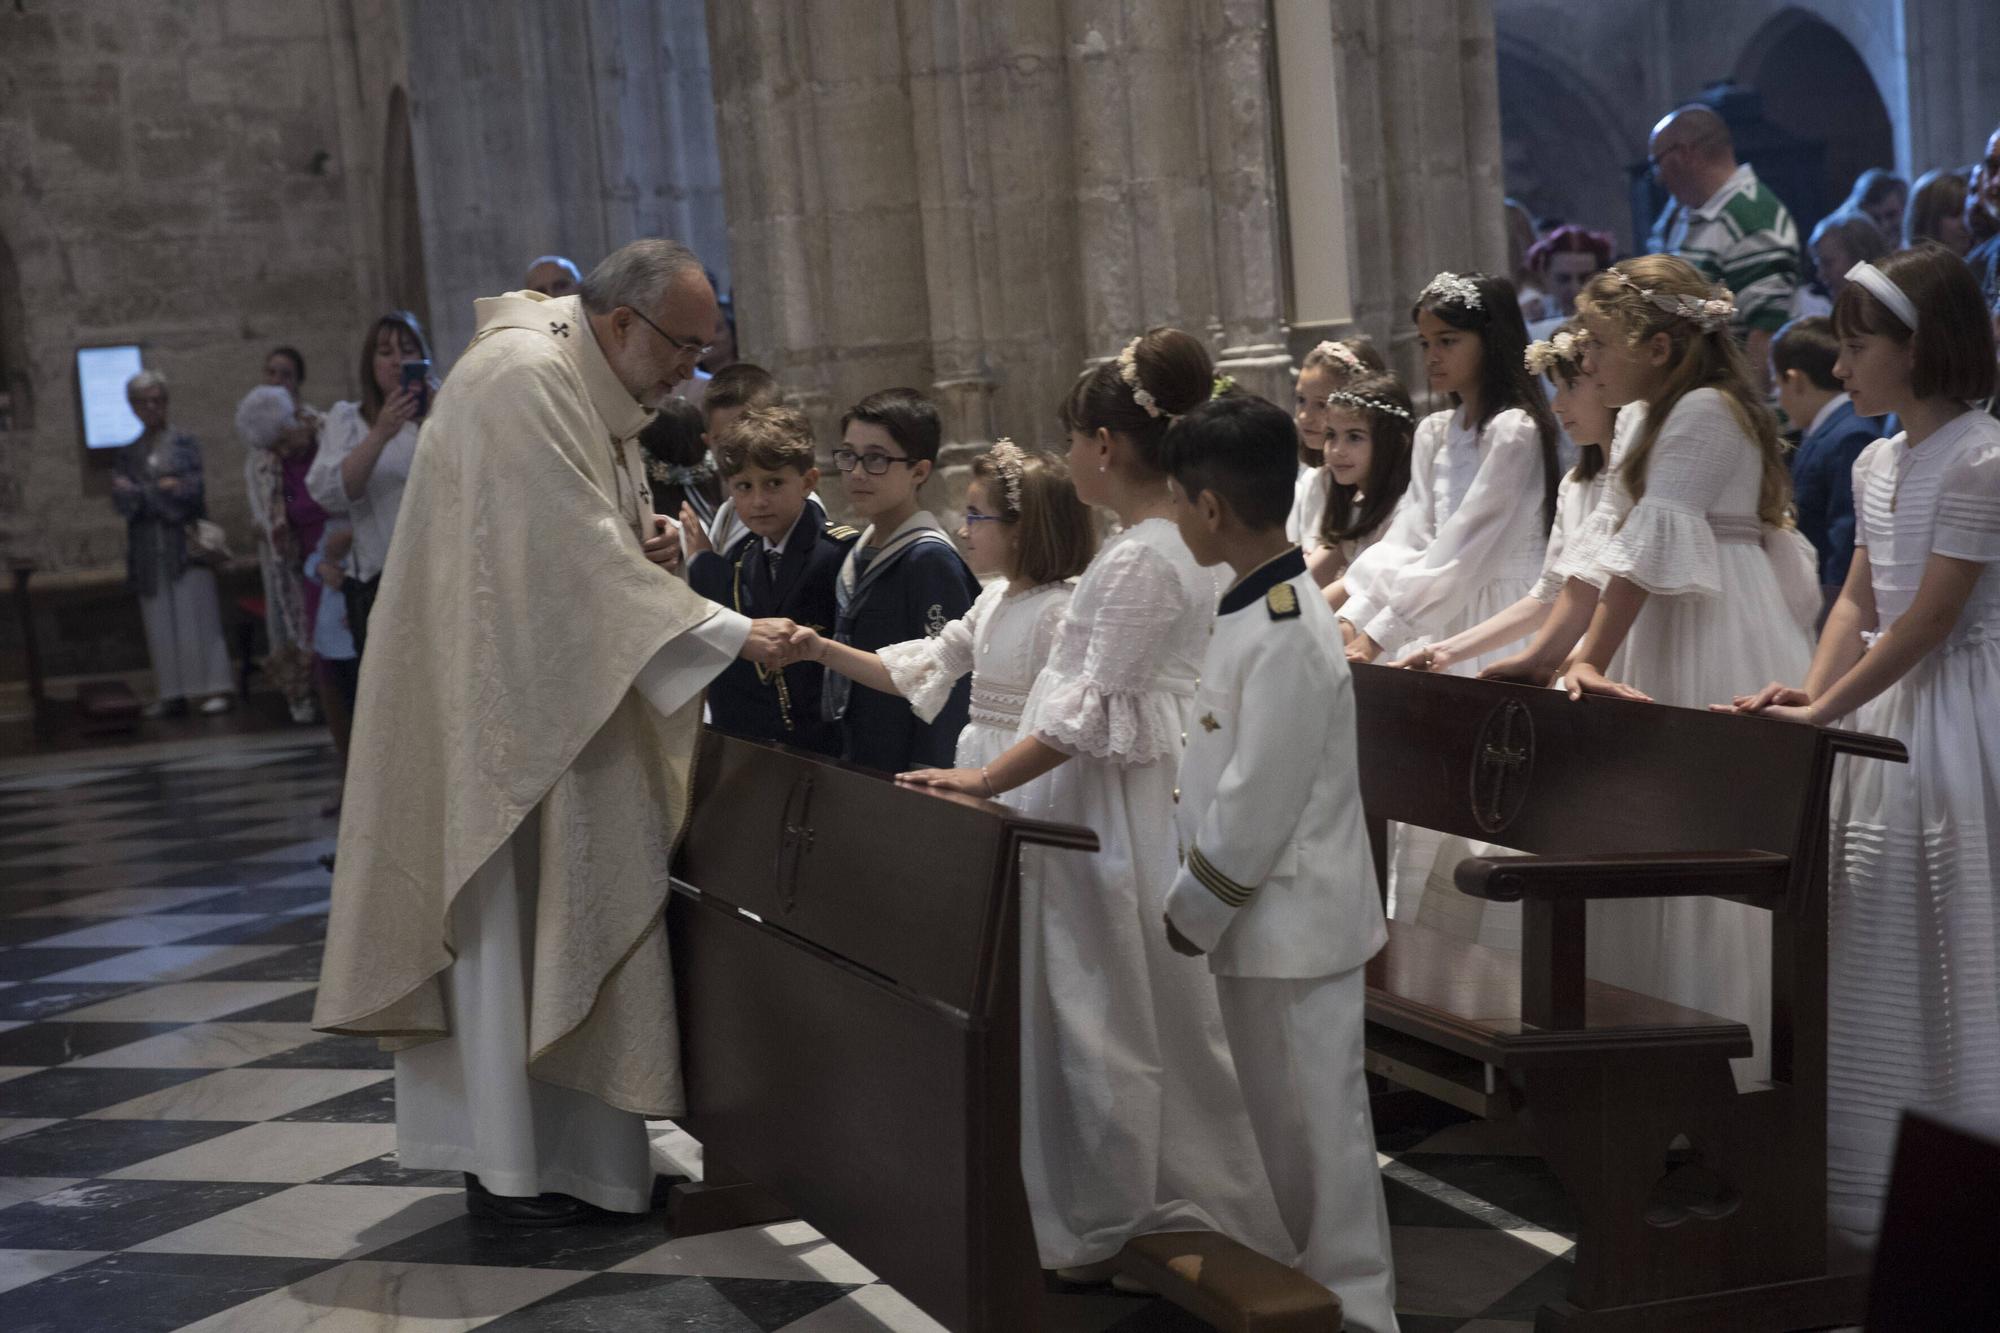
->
[1218, 546, 1307, 616]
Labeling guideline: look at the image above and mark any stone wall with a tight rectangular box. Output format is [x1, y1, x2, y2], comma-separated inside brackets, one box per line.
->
[0, 0, 381, 575]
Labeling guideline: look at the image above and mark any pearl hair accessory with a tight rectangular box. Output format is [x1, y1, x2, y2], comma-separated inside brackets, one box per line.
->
[986, 437, 1027, 514]
[1325, 388, 1414, 422]
[1116, 337, 1162, 417]
[1605, 268, 1736, 331]
[1419, 272, 1484, 312]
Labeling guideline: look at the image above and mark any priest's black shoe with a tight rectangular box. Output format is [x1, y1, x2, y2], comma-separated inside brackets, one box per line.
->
[463, 1173, 597, 1227]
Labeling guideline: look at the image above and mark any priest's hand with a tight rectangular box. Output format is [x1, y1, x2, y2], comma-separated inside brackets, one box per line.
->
[740, 617, 798, 667]
[643, 515, 683, 572]
[678, 503, 713, 557]
[1165, 914, 1205, 958]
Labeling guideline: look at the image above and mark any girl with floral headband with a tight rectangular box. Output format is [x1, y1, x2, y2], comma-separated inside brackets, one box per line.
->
[1392, 321, 1623, 674]
[1484, 253, 1821, 1087]
[1728, 243, 2000, 1242]
[904, 327, 1291, 1282]
[1290, 336, 1387, 557]
[789, 441, 1095, 806]
[1306, 371, 1414, 587]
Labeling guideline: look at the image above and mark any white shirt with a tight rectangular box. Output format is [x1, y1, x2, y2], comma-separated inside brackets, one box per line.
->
[306, 401, 420, 584]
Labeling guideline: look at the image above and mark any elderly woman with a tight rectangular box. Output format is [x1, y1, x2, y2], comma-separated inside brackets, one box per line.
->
[111, 371, 235, 718]
[238, 381, 327, 722]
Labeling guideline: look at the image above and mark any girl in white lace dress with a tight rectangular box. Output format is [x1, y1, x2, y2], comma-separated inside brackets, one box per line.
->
[1290, 337, 1387, 561]
[1305, 372, 1415, 589]
[1732, 247, 2000, 1240]
[791, 444, 1095, 798]
[903, 331, 1288, 1278]
[1484, 256, 1820, 1086]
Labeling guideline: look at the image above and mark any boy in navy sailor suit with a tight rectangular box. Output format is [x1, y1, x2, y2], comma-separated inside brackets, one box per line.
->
[1161, 395, 1400, 1333]
[825, 389, 980, 773]
[684, 406, 856, 756]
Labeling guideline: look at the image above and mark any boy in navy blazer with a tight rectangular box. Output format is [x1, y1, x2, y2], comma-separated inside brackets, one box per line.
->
[684, 407, 856, 756]
[1773, 316, 1884, 619]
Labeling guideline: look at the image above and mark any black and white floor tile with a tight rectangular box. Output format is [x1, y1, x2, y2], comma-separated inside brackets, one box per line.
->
[0, 734, 1573, 1331]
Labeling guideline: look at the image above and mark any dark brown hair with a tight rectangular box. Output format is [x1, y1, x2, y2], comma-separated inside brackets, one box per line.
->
[1771, 316, 1842, 393]
[357, 311, 431, 425]
[1904, 168, 1969, 249]
[1058, 326, 1214, 476]
[1318, 373, 1416, 549]
[1413, 273, 1563, 531]
[715, 405, 818, 476]
[1164, 395, 1300, 532]
[702, 362, 781, 414]
[840, 387, 943, 464]
[268, 346, 306, 385]
[971, 448, 1097, 586]
[1832, 243, 1998, 403]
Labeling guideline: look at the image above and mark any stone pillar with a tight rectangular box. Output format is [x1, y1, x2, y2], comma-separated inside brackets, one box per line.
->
[1900, 0, 2000, 177]
[1323, 0, 1510, 391]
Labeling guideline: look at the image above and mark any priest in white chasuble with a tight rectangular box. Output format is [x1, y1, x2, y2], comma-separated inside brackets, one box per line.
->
[313, 239, 797, 1225]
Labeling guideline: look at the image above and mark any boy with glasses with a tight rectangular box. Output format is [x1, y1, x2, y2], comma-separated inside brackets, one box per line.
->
[825, 388, 980, 771]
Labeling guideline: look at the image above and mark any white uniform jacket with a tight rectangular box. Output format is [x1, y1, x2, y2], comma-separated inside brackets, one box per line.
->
[1166, 548, 1388, 978]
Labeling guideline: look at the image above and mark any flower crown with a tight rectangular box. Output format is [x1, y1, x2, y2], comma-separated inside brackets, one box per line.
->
[1310, 340, 1364, 375]
[1325, 388, 1414, 423]
[985, 437, 1026, 514]
[1606, 268, 1736, 331]
[1115, 337, 1163, 418]
[1524, 329, 1586, 378]
[1419, 272, 1483, 312]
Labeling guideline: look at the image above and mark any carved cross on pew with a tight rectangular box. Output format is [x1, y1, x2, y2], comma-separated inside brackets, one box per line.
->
[1471, 700, 1533, 834]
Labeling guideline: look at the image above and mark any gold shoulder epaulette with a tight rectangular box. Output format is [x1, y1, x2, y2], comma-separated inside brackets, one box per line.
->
[826, 523, 860, 540]
[1266, 583, 1300, 620]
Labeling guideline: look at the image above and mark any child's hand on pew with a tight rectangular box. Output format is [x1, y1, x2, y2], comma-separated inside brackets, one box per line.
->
[1563, 663, 1652, 703]
[897, 767, 995, 798]
[1713, 681, 1816, 724]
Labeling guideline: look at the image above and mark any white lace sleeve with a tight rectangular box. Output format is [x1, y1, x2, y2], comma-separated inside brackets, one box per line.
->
[1359, 410, 1545, 651]
[878, 582, 990, 724]
[1934, 426, 2000, 562]
[1587, 390, 1747, 597]
[1023, 541, 1194, 765]
[1339, 413, 1446, 630]
[1533, 473, 1593, 603]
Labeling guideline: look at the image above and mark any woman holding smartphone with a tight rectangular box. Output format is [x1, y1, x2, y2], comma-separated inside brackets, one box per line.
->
[306, 311, 436, 657]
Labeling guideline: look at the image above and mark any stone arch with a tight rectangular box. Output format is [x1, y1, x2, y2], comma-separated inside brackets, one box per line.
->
[0, 229, 27, 433]
[1495, 35, 1643, 252]
[1735, 8, 1895, 236]
[380, 86, 431, 332]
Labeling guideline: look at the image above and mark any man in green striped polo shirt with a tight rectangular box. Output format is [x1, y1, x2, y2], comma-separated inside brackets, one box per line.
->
[1646, 105, 1801, 390]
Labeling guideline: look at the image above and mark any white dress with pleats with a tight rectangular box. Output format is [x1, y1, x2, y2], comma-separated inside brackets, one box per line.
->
[1826, 411, 2000, 1238]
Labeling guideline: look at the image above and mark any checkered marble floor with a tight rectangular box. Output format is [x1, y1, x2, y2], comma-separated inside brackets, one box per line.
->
[0, 735, 1573, 1331]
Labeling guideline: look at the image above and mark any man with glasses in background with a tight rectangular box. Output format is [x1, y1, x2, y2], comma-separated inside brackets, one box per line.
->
[1644, 104, 1800, 390]
[315, 238, 799, 1228]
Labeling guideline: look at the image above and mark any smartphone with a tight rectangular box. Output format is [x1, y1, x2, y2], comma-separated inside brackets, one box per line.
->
[400, 359, 432, 419]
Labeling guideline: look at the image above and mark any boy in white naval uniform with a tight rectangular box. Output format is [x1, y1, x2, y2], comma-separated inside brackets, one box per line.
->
[1161, 394, 1399, 1333]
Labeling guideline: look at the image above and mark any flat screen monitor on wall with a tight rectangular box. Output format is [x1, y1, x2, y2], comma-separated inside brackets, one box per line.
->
[77, 344, 146, 450]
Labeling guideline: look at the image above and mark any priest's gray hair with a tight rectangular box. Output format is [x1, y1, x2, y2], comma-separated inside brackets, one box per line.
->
[580, 239, 703, 317]
[127, 369, 169, 396]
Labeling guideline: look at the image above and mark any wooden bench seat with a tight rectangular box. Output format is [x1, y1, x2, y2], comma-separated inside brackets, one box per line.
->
[1349, 664, 1905, 1332]
[1117, 1232, 1340, 1332]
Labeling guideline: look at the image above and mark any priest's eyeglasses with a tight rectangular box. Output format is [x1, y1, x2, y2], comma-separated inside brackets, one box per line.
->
[628, 306, 712, 360]
[831, 448, 916, 475]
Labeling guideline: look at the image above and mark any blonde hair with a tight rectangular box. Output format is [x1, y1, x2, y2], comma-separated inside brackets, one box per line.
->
[970, 447, 1097, 587]
[1577, 255, 1790, 527]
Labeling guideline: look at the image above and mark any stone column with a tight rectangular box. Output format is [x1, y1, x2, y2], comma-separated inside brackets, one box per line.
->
[1324, 0, 1510, 391]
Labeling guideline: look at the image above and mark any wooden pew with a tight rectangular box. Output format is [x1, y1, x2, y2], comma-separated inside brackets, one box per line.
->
[667, 730, 1341, 1331]
[1349, 663, 1905, 1332]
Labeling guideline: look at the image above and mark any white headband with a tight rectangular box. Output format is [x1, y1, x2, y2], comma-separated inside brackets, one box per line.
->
[1846, 262, 1919, 331]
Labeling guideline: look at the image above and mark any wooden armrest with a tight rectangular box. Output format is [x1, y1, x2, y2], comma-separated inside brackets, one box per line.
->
[1118, 1232, 1340, 1332]
[1456, 850, 1790, 904]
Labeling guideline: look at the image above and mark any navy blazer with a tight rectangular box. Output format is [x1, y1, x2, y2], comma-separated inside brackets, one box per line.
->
[687, 498, 856, 757]
[838, 538, 981, 774]
[1791, 397, 1882, 590]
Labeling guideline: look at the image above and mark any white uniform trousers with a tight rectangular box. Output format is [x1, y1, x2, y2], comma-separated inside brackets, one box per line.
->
[1216, 968, 1400, 1333]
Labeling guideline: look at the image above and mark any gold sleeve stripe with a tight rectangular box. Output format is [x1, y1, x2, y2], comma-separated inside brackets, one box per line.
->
[1188, 846, 1253, 907]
